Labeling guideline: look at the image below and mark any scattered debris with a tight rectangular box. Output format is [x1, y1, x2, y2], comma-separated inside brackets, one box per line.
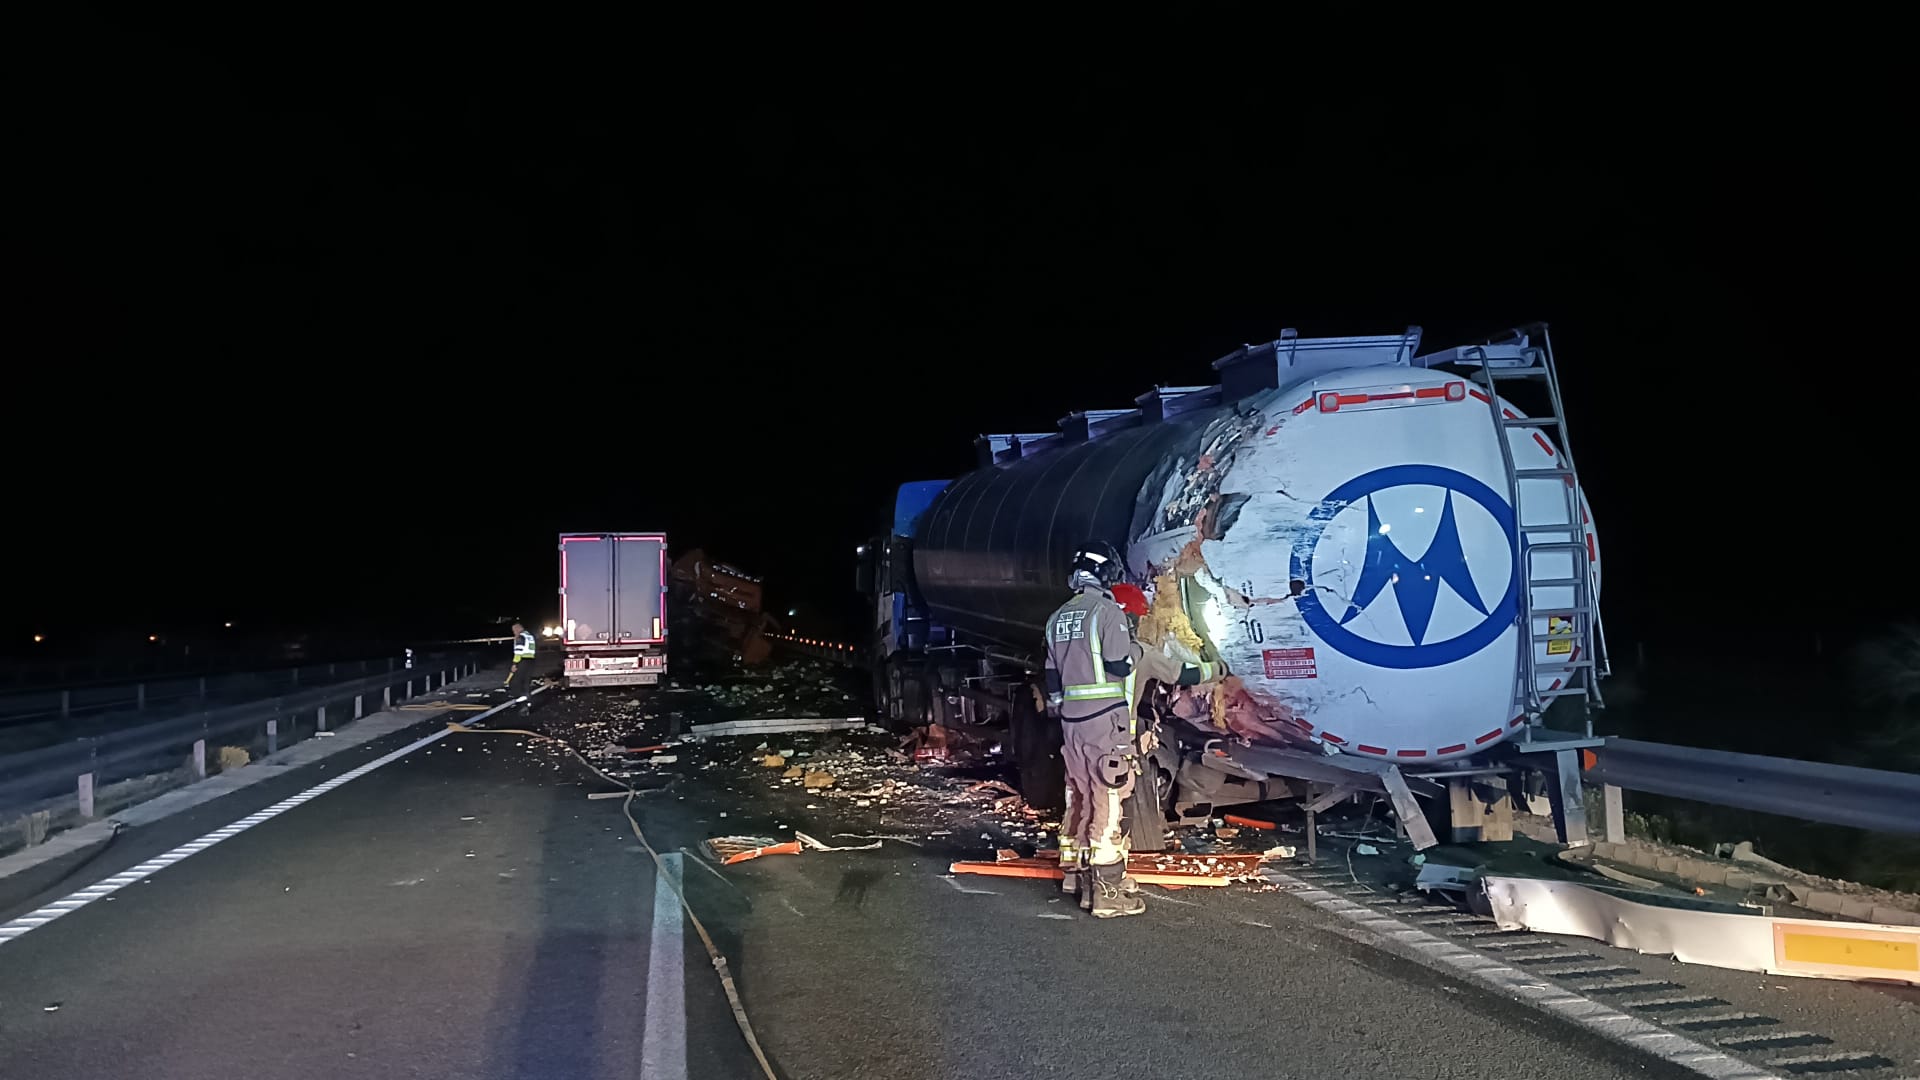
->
[1354, 844, 1381, 856]
[704, 836, 803, 865]
[953, 851, 1268, 888]
[1224, 814, 1276, 831]
[804, 771, 836, 790]
[794, 832, 882, 852]
[689, 717, 869, 740]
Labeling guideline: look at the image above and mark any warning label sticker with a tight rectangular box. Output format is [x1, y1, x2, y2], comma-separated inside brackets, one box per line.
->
[1547, 615, 1573, 656]
[1263, 647, 1317, 679]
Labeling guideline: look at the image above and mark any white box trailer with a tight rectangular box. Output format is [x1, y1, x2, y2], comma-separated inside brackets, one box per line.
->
[558, 533, 669, 688]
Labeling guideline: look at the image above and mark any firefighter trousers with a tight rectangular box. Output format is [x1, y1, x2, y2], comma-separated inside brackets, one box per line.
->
[1059, 708, 1135, 866]
[505, 661, 534, 707]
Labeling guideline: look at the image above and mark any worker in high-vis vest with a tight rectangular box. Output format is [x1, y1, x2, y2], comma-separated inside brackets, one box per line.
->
[504, 621, 537, 714]
[1043, 540, 1148, 918]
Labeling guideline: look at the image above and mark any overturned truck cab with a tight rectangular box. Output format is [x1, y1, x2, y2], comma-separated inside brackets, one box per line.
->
[859, 325, 1608, 852]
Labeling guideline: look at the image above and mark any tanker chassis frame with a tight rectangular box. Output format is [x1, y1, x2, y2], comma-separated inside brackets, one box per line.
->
[865, 625, 1599, 855]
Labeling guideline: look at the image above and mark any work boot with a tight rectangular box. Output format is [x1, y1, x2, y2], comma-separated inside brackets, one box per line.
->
[1081, 867, 1137, 910]
[1090, 862, 1146, 919]
[1060, 852, 1081, 897]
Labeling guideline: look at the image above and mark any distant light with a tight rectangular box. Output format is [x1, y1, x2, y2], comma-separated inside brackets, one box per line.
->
[32, 634, 44, 643]
[788, 609, 798, 617]
[856, 544, 867, 555]
[1378, 523, 1392, 534]
[224, 621, 234, 628]
[148, 634, 158, 642]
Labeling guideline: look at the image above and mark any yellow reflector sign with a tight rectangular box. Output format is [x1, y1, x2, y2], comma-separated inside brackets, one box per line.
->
[1776, 926, 1919, 977]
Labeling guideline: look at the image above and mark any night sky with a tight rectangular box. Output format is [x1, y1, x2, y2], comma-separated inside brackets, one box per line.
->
[9, 12, 1907, 663]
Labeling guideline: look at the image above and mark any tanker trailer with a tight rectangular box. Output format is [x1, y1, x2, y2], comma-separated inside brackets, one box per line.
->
[857, 324, 1606, 852]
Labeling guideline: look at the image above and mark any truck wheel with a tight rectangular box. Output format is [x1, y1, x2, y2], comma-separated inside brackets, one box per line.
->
[1008, 686, 1063, 811]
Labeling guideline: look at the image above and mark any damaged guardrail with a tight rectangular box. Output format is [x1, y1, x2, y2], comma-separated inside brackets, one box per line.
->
[1588, 738, 1920, 836]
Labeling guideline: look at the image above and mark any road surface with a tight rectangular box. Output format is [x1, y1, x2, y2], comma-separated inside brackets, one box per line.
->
[0, 690, 1908, 1079]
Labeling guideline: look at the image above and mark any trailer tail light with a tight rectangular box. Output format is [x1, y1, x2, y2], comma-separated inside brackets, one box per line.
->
[1316, 381, 1465, 414]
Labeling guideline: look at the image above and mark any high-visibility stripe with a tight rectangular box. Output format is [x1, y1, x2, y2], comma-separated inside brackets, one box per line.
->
[1064, 685, 1125, 700]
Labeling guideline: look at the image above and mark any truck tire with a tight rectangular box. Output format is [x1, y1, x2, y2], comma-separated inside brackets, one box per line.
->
[1125, 762, 1170, 853]
[1008, 686, 1064, 811]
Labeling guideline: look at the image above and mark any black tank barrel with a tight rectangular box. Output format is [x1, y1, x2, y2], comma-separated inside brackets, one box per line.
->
[910, 403, 1225, 652]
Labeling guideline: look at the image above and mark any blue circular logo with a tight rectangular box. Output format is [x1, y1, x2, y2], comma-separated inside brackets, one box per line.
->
[1289, 464, 1517, 670]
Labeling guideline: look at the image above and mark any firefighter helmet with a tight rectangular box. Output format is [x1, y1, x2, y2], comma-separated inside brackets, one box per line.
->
[1068, 540, 1124, 591]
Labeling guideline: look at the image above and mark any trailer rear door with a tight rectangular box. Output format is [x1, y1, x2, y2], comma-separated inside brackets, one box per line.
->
[614, 535, 667, 643]
[561, 535, 614, 644]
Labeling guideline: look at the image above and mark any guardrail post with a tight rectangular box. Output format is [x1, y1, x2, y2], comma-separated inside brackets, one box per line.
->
[136, 682, 146, 710]
[192, 739, 207, 779]
[78, 772, 95, 819]
[317, 705, 328, 733]
[404, 679, 412, 700]
[198, 675, 207, 701]
[383, 686, 391, 709]
[60, 688, 71, 718]
[291, 667, 300, 686]
[354, 694, 364, 719]
[267, 718, 278, 755]
[1602, 783, 1625, 843]
[328, 663, 336, 678]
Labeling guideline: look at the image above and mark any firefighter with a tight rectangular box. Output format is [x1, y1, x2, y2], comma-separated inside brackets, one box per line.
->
[504, 621, 536, 714]
[1043, 540, 1147, 918]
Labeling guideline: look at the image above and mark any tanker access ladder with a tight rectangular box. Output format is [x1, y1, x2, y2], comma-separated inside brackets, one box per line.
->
[1423, 325, 1610, 727]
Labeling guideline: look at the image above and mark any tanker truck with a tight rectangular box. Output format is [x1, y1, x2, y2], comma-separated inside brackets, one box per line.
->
[856, 324, 1607, 852]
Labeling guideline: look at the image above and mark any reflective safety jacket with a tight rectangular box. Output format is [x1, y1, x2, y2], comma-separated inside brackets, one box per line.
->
[1043, 587, 1136, 723]
[512, 630, 536, 662]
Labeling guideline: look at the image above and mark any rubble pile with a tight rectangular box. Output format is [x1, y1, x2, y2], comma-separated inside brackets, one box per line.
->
[738, 731, 1056, 846]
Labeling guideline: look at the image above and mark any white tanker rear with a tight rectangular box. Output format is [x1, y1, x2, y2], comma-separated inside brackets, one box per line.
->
[1132, 353, 1601, 763]
[893, 325, 1607, 848]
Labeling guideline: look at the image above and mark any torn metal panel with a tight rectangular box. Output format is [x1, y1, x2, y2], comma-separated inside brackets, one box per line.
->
[1415, 861, 1481, 894]
[1483, 875, 1920, 986]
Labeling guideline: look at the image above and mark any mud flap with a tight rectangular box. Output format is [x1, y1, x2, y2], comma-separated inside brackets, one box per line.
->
[1008, 686, 1064, 811]
[1124, 765, 1168, 853]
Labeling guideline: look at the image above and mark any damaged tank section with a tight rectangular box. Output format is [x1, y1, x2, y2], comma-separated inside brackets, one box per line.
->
[876, 325, 1606, 849]
[1126, 360, 1599, 762]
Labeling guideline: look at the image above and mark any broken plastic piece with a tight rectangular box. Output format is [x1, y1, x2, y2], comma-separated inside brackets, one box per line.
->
[1224, 814, 1276, 831]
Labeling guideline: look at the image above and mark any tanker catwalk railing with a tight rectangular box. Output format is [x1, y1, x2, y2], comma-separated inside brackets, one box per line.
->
[0, 651, 491, 852]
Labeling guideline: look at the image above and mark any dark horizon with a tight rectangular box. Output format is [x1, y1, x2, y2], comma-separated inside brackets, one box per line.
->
[9, 13, 1909, 670]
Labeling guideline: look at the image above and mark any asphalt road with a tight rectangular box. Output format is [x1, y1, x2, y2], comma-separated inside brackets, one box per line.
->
[0, 693, 1721, 1080]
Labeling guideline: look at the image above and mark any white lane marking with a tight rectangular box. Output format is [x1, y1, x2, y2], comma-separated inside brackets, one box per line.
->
[0, 688, 544, 949]
[640, 852, 687, 1080]
[1262, 869, 1782, 1080]
[939, 875, 996, 896]
[1036, 913, 1074, 920]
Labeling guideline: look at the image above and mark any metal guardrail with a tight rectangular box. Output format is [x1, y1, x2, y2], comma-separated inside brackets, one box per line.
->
[770, 633, 861, 666]
[0, 656, 490, 826]
[1588, 737, 1920, 836]
[0, 647, 499, 726]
